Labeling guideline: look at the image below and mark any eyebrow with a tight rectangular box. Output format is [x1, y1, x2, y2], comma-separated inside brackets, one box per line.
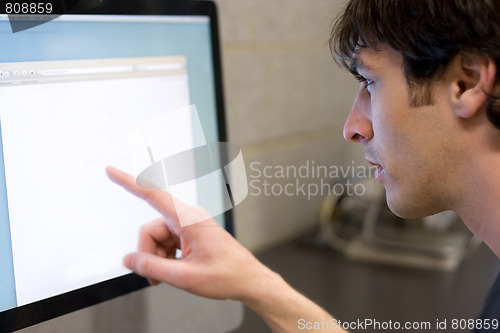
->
[348, 56, 378, 83]
[353, 59, 374, 73]
[349, 58, 372, 82]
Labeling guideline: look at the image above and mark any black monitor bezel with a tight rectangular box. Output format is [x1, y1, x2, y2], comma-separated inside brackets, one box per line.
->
[0, 1, 233, 332]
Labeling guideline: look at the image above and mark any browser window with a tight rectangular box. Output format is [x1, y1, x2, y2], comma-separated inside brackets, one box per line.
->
[0, 55, 195, 308]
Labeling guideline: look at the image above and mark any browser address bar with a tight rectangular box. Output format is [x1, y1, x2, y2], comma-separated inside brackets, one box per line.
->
[38, 66, 134, 77]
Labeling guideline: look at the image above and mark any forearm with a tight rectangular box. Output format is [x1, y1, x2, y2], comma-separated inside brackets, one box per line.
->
[239, 268, 349, 333]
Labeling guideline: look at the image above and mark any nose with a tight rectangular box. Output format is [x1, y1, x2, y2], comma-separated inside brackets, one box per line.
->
[343, 84, 374, 143]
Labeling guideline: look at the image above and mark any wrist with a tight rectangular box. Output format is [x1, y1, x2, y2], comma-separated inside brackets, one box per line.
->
[236, 264, 291, 314]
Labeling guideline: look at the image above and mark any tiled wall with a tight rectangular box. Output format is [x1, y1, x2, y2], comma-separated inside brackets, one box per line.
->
[214, 0, 359, 251]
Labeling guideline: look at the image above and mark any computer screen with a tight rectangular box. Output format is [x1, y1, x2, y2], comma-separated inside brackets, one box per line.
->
[0, 1, 232, 331]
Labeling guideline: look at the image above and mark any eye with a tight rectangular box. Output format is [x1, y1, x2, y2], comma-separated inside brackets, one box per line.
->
[356, 74, 374, 86]
[360, 76, 373, 86]
[354, 72, 375, 94]
[358, 77, 374, 93]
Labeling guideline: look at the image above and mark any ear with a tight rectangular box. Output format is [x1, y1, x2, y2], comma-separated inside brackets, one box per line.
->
[450, 53, 497, 119]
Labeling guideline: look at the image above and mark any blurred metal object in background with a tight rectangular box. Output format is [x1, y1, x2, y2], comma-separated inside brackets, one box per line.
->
[317, 178, 481, 271]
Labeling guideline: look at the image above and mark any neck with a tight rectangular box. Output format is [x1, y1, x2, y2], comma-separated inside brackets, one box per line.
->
[454, 149, 500, 258]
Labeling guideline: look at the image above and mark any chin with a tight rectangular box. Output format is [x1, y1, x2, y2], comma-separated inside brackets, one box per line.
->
[385, 194, 444, 219]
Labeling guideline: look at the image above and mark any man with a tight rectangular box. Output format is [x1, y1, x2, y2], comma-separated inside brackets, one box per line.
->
[106, 0, 500, 332]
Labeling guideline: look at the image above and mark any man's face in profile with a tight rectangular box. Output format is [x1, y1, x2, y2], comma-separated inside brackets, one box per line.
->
[342, 44, 465, 219]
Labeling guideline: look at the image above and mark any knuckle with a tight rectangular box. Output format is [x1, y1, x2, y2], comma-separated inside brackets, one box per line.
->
[139, 221, 161, 236]
[136, 256, 154, 276]
[139, 224, 151, 235]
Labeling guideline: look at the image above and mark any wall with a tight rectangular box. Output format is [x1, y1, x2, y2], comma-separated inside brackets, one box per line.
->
[213, 0, 359, 251]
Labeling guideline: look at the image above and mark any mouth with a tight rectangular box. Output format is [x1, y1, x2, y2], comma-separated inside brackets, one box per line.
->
[366, 158, 385, 182]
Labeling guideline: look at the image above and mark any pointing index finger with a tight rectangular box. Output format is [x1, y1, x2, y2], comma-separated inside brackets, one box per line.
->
[106, 166, 180, 230]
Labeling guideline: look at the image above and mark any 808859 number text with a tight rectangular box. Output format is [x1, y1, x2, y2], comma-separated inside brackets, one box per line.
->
[5, 2, 53, 14]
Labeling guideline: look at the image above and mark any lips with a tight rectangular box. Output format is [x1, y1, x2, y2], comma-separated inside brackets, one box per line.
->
[374, 165, 385, 181]
[366, 158, 385, 182]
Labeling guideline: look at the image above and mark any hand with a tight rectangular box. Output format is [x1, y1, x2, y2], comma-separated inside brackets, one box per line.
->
[106, 166, 273, 301]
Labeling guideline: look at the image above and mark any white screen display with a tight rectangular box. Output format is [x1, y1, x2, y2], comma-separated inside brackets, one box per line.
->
[0, 57, 194, 306]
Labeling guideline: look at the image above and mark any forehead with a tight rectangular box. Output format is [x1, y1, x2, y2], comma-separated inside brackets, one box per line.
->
[353, 45, 402, 73]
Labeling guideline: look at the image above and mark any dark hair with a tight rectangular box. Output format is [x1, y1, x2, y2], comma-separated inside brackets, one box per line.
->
[330, 0, 500, 129]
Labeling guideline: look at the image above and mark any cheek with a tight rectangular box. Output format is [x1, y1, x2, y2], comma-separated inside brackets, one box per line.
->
[372, 106, 431, 193]
[372, 102, 414, 163]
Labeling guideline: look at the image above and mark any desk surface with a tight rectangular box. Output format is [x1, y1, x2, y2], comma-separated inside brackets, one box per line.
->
[233, 231, 500, 333]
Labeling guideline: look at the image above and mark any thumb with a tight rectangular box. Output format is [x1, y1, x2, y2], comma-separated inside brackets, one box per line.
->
[124, 252, 188, 289]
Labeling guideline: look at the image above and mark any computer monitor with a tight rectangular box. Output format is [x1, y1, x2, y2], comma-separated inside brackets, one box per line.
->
[0, 1, 234, 331]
